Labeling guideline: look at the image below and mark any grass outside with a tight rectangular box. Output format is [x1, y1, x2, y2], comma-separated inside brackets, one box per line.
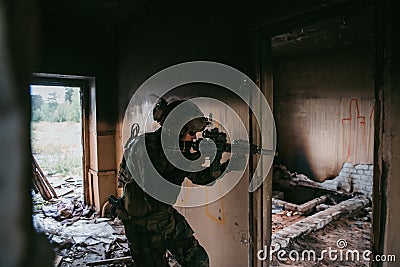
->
[31, 121, 83, 178]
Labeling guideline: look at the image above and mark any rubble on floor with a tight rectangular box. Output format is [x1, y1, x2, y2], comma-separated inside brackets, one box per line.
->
[47, 174, 84, 198]
[32, 192, 132, 267]
[270, 164, 373, 266]
[32, 192, 182, 267]
[273, 163, 373, 198]
[271, 195, 370, 253]
[271, 207, 373, 267]
[40, 198, 95, 225]
[272, 212, 305, 233]
[272, 167, 351, 233]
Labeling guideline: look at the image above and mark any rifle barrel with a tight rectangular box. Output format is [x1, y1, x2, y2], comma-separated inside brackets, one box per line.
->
[171, 139, 275, 156]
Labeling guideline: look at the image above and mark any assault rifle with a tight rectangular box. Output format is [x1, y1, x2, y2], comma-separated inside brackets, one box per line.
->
[179, 128, 275, 177]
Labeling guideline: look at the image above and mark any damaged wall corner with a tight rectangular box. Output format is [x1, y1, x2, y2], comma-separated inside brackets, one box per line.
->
[373, 0, 400, 265]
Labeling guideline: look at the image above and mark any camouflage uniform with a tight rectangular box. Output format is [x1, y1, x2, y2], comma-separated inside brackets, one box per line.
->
[118, 128, 227, 267]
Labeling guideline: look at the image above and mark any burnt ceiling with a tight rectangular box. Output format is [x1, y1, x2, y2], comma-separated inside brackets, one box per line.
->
[38, 0, 373, 53]
[38, 0, 246, 29]
[39, 0, 157, 27]
[272, 9, 373, 57]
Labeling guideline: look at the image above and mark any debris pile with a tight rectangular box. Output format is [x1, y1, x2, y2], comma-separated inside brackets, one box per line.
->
[272, 211, 304, 233]
[32, 194, 131, 266]
[273, 163, 373, 198]
[273, 164, 324, 189]
[271, 207, 372, 267]
[271, 164, 359, 234]
[40, 198, 95, 225]
[48, 175, 84, 198]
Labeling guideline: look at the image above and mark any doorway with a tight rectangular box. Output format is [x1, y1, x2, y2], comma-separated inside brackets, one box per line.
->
[30, 73, 94, 204]
[254, 3, 375, 266]
[30, 84, 84, 198]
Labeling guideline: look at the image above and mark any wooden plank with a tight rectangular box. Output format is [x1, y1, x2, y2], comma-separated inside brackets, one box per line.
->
[85, 256, 133, 266]
[48, 176, 66, 188]
[54, 187, 74, 197]
[32, 161, 52, 200]
[32, 155, 58, 198]
[32, 173, 51, 200]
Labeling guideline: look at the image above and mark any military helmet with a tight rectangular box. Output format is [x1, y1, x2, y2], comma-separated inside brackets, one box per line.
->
[153, 98, 208, 136]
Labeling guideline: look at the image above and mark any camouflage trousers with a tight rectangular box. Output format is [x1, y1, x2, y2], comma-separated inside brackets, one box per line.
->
[123, 207, 209, 267]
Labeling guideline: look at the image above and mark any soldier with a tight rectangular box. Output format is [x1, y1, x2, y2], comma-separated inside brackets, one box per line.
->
[115, 98, 241, 267]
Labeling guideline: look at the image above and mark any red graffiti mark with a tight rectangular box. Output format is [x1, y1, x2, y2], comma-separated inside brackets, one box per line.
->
[341, 98, 370, 162]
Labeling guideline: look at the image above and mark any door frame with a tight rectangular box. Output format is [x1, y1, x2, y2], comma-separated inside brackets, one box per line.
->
[31, 73, 96, 204]
[250, 1, 377, 265]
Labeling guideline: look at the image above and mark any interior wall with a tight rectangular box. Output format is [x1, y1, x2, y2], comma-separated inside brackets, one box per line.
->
[273, 44, 374, 181]
[116, 13, 253, 266]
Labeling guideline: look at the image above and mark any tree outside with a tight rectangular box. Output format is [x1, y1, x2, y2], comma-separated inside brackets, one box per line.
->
[30, 86, 83, 178]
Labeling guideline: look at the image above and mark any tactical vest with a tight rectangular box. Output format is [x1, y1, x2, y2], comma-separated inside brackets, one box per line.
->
[118, 135, 154, 217]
